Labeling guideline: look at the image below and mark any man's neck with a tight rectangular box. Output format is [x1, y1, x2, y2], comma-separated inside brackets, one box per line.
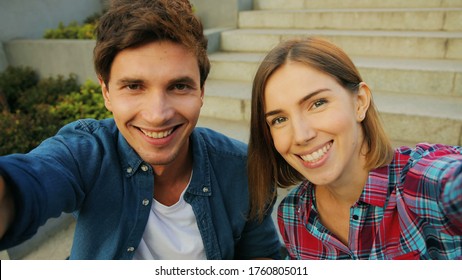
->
[152, 147, 193, 206]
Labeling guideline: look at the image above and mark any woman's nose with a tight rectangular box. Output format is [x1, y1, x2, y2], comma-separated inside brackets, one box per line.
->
[293, 116, 316, 145]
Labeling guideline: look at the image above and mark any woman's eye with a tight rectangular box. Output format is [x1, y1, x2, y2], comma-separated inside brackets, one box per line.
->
[271, 116, 287, 126]
[313, 98, 327, 108]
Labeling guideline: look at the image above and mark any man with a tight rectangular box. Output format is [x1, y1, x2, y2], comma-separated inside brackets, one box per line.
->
[0, 0, 280, 259]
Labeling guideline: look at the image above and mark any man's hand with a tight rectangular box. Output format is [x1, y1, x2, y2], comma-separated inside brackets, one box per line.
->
[0, 176, 15, 239]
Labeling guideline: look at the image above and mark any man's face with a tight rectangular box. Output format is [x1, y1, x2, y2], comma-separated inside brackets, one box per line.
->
[101, 40, 204, 169]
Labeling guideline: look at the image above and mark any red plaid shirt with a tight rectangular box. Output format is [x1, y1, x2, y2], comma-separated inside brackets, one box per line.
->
[278, 143, 462, 259]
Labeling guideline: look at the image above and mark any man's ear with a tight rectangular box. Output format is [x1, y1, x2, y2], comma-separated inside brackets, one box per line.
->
[200, 83, 205, 107]
[98, 76, 112, 112]
[355, 82, 371, 122]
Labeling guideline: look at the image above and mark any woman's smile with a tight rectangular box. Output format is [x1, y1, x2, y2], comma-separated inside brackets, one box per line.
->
[299, 141, 333, 163]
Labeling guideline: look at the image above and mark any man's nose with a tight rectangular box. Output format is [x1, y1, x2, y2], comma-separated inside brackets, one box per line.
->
[141, 91, 175, 124]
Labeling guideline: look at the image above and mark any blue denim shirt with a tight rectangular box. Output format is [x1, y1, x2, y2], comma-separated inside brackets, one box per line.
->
[0, 118, 280, 259]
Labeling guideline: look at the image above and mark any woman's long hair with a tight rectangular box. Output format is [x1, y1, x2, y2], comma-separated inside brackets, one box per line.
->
[248, 37, 393, 221]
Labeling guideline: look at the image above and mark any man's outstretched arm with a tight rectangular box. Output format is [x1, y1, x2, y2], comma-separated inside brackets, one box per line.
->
[0, 176, 15, 239]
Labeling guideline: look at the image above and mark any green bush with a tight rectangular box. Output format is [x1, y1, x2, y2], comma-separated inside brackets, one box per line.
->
[43, 12, 102, 40]
[49, 80, 111, 125]
[0, 67, 110, 155]
[16, 74, 80, 114]
[0, 66, 38, 111]
[0, 111, 37, 154]
[44, 21, 96, 39]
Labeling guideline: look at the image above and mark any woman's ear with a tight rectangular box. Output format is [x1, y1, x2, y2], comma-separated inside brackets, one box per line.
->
[355, 82, 371, 122]
[98, 76, 112, 112]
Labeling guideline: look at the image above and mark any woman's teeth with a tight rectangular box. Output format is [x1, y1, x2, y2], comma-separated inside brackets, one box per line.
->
[300, 142, 332, 163]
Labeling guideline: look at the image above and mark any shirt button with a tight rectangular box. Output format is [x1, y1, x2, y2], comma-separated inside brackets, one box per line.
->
[126, 167, 133, 174]
[127, 247, 135, 252]
[202, 187, 209, 193]
[142, 199, 150, 206]
[352, 215, 359, 220]
[141, 165, 149, 172]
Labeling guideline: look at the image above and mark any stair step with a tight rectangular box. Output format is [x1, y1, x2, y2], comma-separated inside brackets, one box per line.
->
[208, 52, 263, 82]
[202, 79, 462, 145]
[239, 8, 462, 32]
[208, 52, 462, 96]
[6, 214, 74, 260]
[203, 79, 252, 122]
[375, 92, 462, 145]
[254, 0, 462, 10]
[197, 116, 250, 144]
[221, 29, 462, 59]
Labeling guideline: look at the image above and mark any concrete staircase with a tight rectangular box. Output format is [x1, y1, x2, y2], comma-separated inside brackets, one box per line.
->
[199, 0, 462, 148]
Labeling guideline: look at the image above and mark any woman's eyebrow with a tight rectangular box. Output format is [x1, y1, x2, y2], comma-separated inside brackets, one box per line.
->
[297, 89, 329, 106]
[264, 89, 329, 118]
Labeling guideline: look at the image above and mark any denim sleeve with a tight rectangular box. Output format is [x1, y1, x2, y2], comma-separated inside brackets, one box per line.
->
[0, 120, 102, 250]
[234, 203, 282, 259]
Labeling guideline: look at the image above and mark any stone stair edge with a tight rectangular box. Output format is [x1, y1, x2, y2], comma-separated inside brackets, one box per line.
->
[209, 51, 462, 71]
[253, 0, 462, 10]
[242, 7, 462, 13]
[238, 7, 462, 32]
[223, 28, 462, 38]
[204, 79, 462, 119]
[220, 30, 462, 60]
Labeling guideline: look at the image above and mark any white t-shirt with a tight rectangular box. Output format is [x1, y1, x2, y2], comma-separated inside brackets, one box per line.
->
[133, 182, 206, 260]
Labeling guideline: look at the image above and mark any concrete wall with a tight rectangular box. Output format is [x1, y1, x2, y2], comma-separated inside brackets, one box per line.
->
[2, 0, 253, 83]
[0, 0, 105, 71]
[3, 28, 226, 84]
[4, 39, 97, 83]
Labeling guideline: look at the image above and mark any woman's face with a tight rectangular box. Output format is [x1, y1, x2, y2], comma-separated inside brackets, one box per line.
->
[264, 61, 370, 188]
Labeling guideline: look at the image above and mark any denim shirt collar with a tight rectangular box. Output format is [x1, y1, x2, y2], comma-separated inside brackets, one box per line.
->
[117, 132, 145, 178]
[188, 130, 212, 197]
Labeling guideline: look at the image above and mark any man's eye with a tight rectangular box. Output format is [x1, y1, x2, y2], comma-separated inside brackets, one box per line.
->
[126, 84, 141, 90]
[173, 84, 189, 91]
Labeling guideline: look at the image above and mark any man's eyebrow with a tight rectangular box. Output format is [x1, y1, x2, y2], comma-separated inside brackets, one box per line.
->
[168, 76, 197, 85]
[264, 89, 329, 118]
[114, 76, 198, 86]
[116, 78, 144, 85]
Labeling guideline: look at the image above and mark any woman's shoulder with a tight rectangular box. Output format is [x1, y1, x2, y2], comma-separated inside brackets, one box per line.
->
[396, 143, 462, 159]
[394, 143, 462, 195]
[392, 143, 461, 172]
[279, 182, 311, 209]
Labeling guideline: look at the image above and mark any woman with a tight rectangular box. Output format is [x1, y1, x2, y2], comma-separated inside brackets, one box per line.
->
[248, 37, 462, 259]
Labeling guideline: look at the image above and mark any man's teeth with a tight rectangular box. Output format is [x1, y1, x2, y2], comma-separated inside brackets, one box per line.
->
[141, 128, 174, 139]
[300, 142, 332, 163]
